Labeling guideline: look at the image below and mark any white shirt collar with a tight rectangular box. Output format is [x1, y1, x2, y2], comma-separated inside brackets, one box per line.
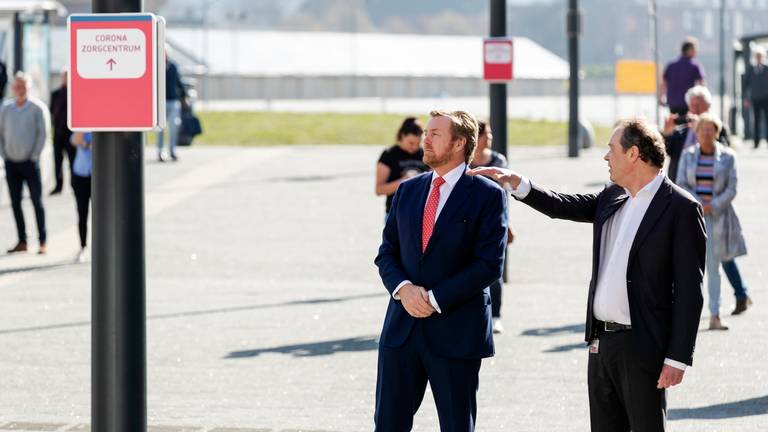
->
[623, 170, 664, 199]
[431, 162, 466, 188]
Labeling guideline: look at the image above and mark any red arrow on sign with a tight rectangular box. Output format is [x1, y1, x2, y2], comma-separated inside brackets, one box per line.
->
[106, 58, 117, 70]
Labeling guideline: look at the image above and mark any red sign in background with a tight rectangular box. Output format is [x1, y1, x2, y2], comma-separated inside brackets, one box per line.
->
[69, 15, 155, 130]
[483, 38, 514, 82]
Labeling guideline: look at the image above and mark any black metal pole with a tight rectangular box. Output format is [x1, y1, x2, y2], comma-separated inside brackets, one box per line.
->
[567, 0, 580, 157]
[91, 1, 146, 432]
[490, 0, 507, 158]
[649, 0, 661, 127]
[719, 0, 726, 120]
[13, 13, 23, 73]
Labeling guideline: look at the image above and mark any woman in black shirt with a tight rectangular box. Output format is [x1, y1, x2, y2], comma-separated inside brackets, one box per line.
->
[376, 117, 429, 215]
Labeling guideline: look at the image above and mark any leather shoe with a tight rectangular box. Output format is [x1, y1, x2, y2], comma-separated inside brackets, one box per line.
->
[732, 297, 753, 315]
[709, 315, 729, 330]
[6, 242, 27, 254]
[38, 243, 47, 255]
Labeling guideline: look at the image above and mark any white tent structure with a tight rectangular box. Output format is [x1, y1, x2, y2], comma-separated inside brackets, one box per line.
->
[51, 28, 569, 100]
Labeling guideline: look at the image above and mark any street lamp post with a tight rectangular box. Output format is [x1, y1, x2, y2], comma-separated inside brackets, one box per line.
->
[719, 0, 726, 120]
[649, 0, 661, 127]
[91, 2, 147, 432]
[490, 0, 508, 159]
[567, 0, 580, 157]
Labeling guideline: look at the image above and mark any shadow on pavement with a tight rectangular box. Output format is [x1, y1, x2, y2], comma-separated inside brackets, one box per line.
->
[521, 323, 585, 337]
[0, 260, 81, 276]
[0, 292, 383, 336]
[225, 335, 378, 358]
[669, 395, 768, 420]
[543, 342, 586, 353]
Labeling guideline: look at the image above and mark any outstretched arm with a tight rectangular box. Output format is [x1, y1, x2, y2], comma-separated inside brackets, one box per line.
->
[469, 167, 599, 223]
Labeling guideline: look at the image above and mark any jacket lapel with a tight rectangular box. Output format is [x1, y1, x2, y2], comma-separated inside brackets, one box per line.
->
[596, 188, 629, 226]
[628, 178, 673, 261]
[422, 173, 474, 257]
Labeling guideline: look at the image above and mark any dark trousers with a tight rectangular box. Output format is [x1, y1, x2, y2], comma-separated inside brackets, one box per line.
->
[753, 98, 768, 148]
[375, 322, 482, 432]
[588, 330, 666, 432]
[4, 160, 46, 244]
[722, 259, 748, 300]
[53, 132, 75, 190]
[71, 174, 91, 248]
[490, 279, 502, 317]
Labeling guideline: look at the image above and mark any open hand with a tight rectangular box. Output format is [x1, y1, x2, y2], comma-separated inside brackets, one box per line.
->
[468, 167, 522, 190]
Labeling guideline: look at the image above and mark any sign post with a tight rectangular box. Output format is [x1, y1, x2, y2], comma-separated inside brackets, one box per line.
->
[68, 13, 165, 131]
[487, 0, 510, 161]
[70, 2, 165, 431]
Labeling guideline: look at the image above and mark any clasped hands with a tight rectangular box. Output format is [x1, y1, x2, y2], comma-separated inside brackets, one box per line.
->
[398, 284, 435, 318]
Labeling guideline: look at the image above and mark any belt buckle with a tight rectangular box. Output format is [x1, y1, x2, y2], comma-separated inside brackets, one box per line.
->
[603, 321, 614, 332]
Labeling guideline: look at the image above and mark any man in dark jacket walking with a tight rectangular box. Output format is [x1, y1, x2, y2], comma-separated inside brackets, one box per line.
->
[49, 69, 74, 195]
[745, 47, 768, 148]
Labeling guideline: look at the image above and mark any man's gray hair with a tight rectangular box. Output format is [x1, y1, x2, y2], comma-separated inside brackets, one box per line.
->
[685, 85, 712, 106]
[14, 71, 32, 87]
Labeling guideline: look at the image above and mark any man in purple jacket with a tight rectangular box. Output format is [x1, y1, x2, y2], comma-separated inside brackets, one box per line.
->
[661, 38, 706, 116]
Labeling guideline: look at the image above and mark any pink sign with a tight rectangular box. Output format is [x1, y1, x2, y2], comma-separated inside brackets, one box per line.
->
[68, 14, 164, 131]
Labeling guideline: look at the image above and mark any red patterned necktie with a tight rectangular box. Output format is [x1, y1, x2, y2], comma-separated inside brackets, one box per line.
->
[422, 176, 446, 252]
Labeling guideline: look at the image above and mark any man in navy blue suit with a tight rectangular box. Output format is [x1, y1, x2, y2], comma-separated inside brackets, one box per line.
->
[374, 110, 508, 431]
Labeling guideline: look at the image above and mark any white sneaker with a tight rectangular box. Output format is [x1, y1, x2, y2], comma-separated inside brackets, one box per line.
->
[76, 248, 87, 263]
[492, 318, 504, 334]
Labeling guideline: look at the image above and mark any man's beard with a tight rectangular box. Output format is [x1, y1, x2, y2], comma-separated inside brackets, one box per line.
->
[423, 151, 452, 169]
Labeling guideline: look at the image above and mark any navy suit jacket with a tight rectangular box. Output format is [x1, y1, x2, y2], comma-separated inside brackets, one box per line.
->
[374, 170, 508, 359]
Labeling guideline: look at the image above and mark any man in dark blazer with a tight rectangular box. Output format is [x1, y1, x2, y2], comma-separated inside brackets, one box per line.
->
[374, 110, 508, 431]
[472, 118, 705, 432]
[49, 69, 74, 195]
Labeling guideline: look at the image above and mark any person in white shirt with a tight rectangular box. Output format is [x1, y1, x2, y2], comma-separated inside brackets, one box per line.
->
[471, 118, 705, 432]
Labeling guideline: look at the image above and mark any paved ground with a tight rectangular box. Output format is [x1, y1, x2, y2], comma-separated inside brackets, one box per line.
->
[0, 142, 765, 431]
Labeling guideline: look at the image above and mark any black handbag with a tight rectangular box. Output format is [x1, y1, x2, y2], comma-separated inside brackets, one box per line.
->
[178, 104, 202, 146]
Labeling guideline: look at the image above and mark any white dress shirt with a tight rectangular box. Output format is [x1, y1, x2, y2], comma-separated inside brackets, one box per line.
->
[507, 173, 687, 371]
[393, 162, 467, 313]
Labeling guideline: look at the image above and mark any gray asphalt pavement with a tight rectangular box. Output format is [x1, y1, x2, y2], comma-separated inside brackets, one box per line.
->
[0, 142, 765, 431]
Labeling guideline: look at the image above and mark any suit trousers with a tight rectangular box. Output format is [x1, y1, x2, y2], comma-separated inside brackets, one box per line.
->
[375, 321, 481, 432]
[4, 160, 46, 244]
[588, 330, 666, 432]
[753, 98, 768, 147]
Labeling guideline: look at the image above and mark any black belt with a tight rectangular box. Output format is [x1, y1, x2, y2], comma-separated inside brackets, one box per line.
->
[597, 320, 632, 332]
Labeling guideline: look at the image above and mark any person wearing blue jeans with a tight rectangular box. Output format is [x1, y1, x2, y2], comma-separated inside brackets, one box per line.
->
[722, 260, 752, 314]
[156, 57, 185, 162]
[157, 99, 181, 161]
[676, 113, 750, 330]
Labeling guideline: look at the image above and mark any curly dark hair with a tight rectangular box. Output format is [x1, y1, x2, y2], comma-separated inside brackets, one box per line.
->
[616, 118, 666, 168]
